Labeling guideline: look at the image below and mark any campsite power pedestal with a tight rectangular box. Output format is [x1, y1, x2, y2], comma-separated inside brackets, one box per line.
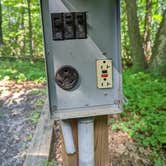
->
[40, 0, 122, 120]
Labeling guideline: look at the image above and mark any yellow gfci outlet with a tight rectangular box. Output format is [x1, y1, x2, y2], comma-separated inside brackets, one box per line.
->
[96, 59, 113, 89]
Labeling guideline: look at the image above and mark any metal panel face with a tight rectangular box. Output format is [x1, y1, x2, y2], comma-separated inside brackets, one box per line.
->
[40, 0, 122, 119]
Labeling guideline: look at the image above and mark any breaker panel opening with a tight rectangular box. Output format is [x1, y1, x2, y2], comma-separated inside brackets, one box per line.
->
[51, 12, 87, 41]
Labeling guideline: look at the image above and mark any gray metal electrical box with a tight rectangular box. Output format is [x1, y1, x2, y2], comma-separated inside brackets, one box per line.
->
[40, 0, 122, 120]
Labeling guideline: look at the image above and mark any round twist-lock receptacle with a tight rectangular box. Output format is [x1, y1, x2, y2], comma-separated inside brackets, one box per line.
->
[55, 65, 79, 91]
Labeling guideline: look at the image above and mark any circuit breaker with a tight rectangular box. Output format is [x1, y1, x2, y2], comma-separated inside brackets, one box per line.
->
[51, 12, 87, 40]
[40, 0, 122, 120]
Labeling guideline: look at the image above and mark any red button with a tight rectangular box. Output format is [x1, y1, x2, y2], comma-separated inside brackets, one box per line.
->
[101, 74, 108, 77]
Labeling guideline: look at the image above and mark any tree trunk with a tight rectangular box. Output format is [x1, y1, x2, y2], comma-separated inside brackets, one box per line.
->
[125, 0, 147, 71]
[0, 0, 3, 45]
[144, 0, 152, 63]
[150, 10, 166, 76]
[27, 0, 33, 60]
[20, 2, 26, 59]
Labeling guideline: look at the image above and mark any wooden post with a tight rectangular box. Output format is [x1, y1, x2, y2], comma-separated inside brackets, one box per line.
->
[94, 116, 109, 166]
[61, 116, 109, 166]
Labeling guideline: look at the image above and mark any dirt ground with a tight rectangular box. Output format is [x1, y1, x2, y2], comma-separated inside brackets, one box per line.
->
[0, 80, 153, 166]
[0, 80, 47, 166]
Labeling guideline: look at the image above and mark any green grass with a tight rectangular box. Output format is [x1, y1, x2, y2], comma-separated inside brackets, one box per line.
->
[0, 59, 46, 83]
[26, 134, 33, 142]
[111, 70, 166, 164]
[28, 98, 46, 125]
[44, 160, 58, 166]
[28, 109, 41, 125]
[29, 88, 47, 95]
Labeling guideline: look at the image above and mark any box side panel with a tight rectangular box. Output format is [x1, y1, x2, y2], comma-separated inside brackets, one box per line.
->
[40, 0, 58, 112]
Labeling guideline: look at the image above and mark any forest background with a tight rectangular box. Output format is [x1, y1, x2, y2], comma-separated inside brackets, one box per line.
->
[0, 0, 165, 165]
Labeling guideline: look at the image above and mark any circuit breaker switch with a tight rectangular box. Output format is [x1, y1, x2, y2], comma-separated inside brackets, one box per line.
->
[51, 13, 63, 40]
[64, 13, 75, 39]
[75, 12, 87, 39]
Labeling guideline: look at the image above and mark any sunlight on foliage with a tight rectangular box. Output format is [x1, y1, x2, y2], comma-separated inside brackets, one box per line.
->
[111, 70, 166, 163]
[30, 89, 47, 96]
[0, 59, 46, 83]
[28, 109, 41, 125]
[44, 160, 58, 166]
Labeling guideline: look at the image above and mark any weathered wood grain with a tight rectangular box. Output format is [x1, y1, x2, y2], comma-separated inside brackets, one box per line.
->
[24, 102, 54, 166]
[94, 116, 109, 166]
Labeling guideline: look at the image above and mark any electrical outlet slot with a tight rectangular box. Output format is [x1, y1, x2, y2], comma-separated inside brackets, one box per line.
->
[96, 59, 113, 89]
[102, 70, 108, 74]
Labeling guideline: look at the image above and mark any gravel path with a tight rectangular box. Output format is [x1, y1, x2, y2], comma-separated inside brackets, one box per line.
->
[0, 80, 47, 166]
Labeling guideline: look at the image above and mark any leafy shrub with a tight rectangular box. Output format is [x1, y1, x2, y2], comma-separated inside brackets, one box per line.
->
[0, 59, 46, 83]
[111, 70, 166, 162]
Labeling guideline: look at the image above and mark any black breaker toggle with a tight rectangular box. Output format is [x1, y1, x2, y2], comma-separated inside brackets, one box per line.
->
[51, 12, 87, 41]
